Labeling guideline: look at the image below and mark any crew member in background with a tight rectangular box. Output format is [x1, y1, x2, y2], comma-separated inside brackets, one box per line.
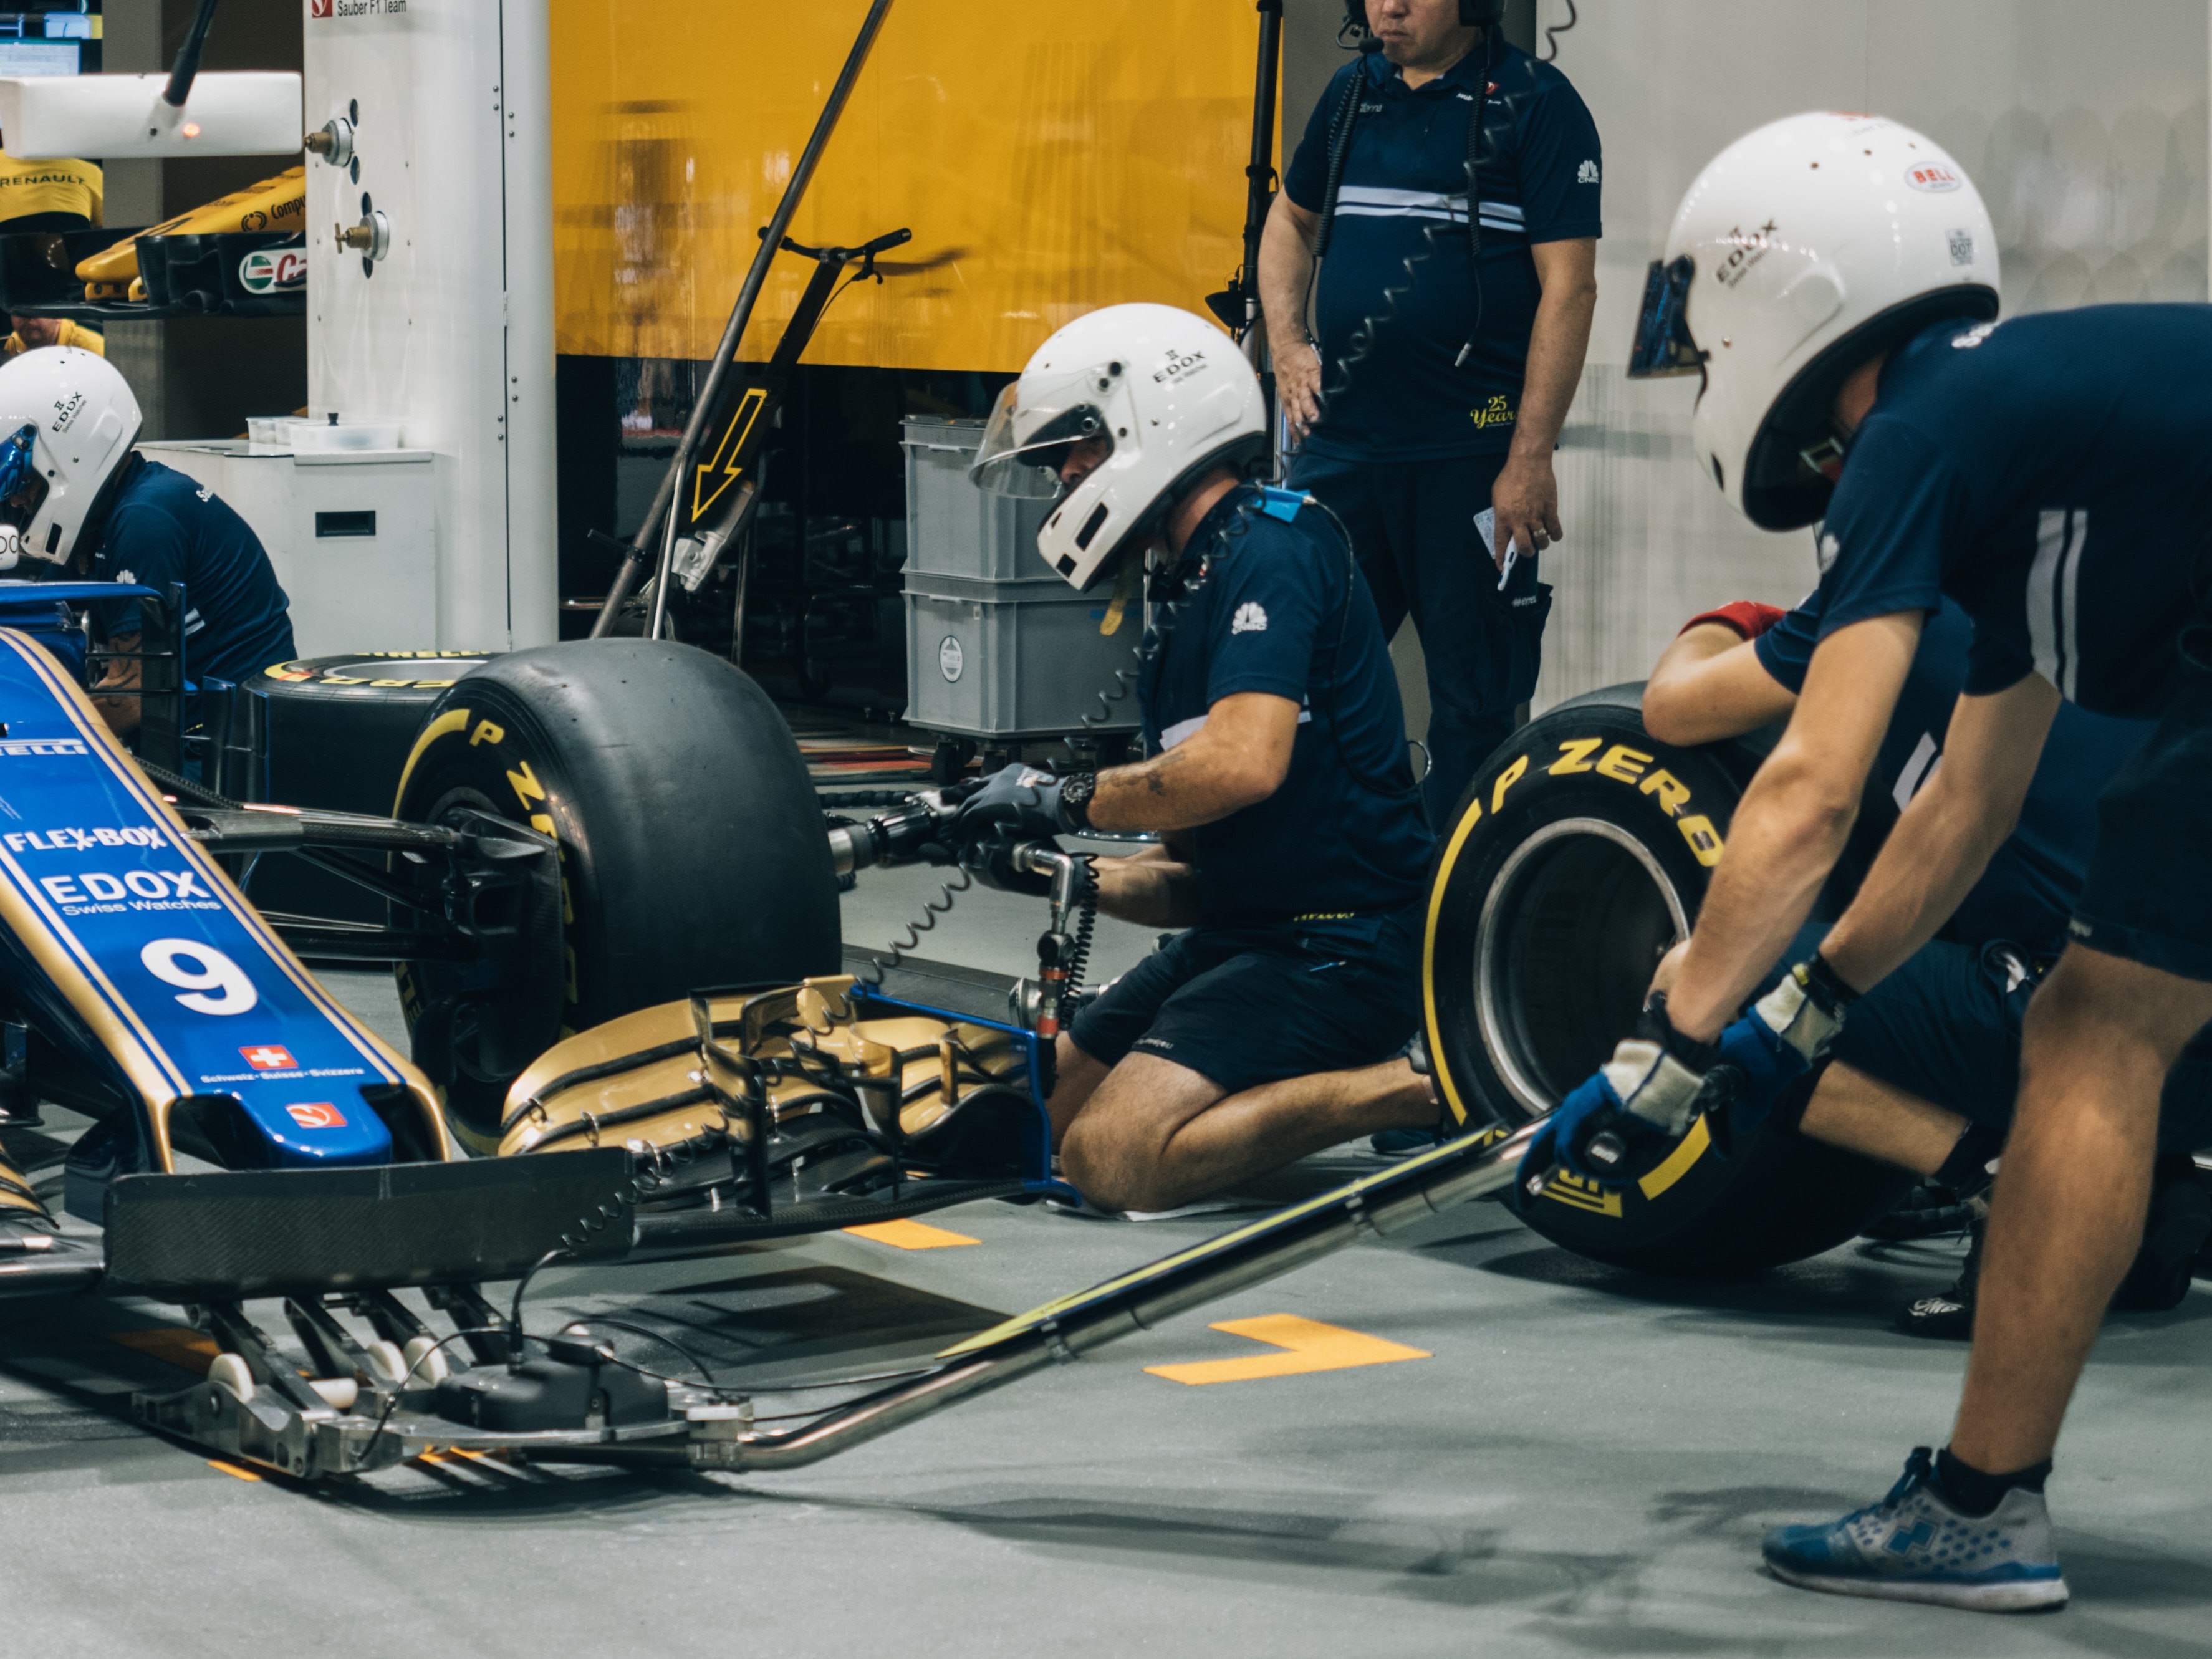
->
[1539, 112, 2212, 1610]
[959, 304, 1441, 1217]
[1636, 595, 2210, 1334]
[1259, 0, 1599, 826]
[0, 145, 101, 231]
[5, 314, 103, 358]
[0, 348, 292, 740]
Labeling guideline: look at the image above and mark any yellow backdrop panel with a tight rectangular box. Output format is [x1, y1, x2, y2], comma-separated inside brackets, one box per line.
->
[551, 1, 1265, 372]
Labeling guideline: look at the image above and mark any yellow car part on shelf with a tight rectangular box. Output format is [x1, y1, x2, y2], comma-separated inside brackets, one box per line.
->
[75, 166, 305, 291]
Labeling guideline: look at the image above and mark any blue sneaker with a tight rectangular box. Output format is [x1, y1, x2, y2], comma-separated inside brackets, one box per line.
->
[1763, 1448, 2069, 1612]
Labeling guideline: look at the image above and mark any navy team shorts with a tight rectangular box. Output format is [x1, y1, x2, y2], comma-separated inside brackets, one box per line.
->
[1782, 925, 2212, 1154]
[1069, 911, 1421, 1097]
[2071, 666, 2212, 983]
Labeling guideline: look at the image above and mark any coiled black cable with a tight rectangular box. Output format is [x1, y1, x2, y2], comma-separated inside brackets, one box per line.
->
[1541, 0, 1578, 62]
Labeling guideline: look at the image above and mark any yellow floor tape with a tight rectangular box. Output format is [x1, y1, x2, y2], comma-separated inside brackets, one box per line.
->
[1145, 1314, 1430, 1386]
[842, 1219, 980, 1250]
[108, 1327, 219, 1375]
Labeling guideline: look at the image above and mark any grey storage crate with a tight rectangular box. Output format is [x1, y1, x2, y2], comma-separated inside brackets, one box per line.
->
[905, 574, 1142, 739]
[902, 415, 1059, 584]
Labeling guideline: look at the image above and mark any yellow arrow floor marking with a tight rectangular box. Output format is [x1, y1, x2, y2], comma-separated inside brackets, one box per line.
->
[843, 1218, 980, 1251]
[1144, 1314, 1430, 1385]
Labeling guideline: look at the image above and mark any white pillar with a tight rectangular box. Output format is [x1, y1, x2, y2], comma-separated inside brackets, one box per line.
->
[302, 0, 557, 651]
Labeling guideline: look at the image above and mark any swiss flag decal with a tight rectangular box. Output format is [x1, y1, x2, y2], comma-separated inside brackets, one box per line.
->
[240, 1045, 298, 1070]
[286, 1102, 345, 1129]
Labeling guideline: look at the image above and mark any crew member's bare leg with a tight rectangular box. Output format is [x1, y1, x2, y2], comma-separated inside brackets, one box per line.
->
[1797, 1062, 1968, 1177]
[1051, 1041, 1435, 1214]
[1950, 946, 2212, 1473]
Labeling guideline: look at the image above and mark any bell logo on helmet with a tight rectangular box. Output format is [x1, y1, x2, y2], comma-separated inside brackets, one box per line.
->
[1230, 602, 1268, 635]
[1905, 163, 1963, 193]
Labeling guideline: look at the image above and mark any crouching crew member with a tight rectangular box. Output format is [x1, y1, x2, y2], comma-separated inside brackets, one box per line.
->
[0, 347, 294, 738]
[1539, 112, 2212, 1611]
[1640, 594, 2210, 1332]
[961, 303, 1440, 1216]
[1261, 0, 1600, 822]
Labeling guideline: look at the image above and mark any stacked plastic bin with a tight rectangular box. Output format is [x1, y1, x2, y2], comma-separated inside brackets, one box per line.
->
[901, 415, 1143, 770]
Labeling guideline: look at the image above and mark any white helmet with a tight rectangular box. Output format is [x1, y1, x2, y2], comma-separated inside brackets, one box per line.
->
[1628, 112, 1998, 530]
[970, 302, 1266, 589]
[0, 346, 142, 571]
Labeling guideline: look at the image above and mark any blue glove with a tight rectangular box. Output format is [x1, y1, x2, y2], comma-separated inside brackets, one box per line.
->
[1714, 953, 1858, 1138]
[951, 763, 1068, 844]
[1521, 993, 1723, 1191]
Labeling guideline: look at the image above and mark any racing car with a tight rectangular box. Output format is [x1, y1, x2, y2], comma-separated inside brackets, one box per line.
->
[0, 580, 1114, 1473]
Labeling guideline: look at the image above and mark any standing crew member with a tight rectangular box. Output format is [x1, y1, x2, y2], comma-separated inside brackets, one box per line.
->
[1535, 112, 2212, 1612]
[1259, 0, 1599, 823]
[0, 349, 293, 739]
[959, 304, 1441, 1216]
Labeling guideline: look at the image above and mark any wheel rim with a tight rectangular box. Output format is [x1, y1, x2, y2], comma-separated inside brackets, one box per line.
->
[1473, 817, 1690, 1120]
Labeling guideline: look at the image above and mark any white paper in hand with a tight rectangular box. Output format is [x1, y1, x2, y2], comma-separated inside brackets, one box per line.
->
[1475, 507, 1516, 591]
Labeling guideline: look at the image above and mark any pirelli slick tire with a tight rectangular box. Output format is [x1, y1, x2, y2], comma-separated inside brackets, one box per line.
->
[1422, 684, 1910, 1276]
[392, 640, 842, 1143]
[256, 652, 499, 925]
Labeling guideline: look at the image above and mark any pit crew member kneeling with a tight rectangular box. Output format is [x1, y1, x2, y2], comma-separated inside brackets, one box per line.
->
[0, 347, 294, 741]
[960, 304, 1441, 1216]
[1638, 594, 2209, 1334]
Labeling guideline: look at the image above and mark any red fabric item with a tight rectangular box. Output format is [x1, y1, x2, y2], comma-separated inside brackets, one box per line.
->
[1679, 600, 1786, 641]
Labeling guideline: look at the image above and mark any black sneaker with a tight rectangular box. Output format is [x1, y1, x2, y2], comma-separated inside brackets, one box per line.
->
[1898, 1211, 1984, 1340]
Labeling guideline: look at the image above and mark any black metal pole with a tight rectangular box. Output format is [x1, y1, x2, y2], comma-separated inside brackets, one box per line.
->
[1238, 0, 1284, 344]
[591, 0, 898, 640]
[163, 0, 223, 109]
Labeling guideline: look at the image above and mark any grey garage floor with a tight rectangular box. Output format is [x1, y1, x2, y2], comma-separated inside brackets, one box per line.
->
[1, 860, 2206, 1658]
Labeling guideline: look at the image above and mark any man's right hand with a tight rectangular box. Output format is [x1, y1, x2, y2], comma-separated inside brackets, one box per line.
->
[1272, 337, 1324, 443]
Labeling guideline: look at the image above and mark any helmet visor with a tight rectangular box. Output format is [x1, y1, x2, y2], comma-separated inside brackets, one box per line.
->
[1626, 256, 1705, 380]
[969, 372, 1117, 499]
[0, 424, 46, 532]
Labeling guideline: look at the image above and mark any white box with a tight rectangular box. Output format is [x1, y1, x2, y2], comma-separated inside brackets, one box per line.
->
[137, 441, 443, 658]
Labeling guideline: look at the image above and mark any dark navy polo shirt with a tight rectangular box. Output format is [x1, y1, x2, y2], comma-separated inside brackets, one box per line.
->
[1811, 306, 2212, 721]
[85, 458, 295, 686]
[1758, 592, 2153, 948]
[1282, 41, 1601, 462]
[1137, 486, 1435, 926]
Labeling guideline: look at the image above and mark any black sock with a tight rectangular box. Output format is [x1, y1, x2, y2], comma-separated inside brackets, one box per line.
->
[1935, 1446, 2049, 1517]
[1935, 1124, 2004, 1195]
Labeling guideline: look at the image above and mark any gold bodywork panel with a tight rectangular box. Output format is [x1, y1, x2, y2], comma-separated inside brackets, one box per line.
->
[500, 976, 1031, 1158]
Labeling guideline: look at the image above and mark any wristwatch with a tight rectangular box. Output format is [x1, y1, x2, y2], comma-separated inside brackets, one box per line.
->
[1057, 771, 1097, 832]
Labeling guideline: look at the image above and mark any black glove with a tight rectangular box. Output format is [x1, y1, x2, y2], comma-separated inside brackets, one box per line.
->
[951, 762, 1069, 844]
[961, 834, 1056, 897]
